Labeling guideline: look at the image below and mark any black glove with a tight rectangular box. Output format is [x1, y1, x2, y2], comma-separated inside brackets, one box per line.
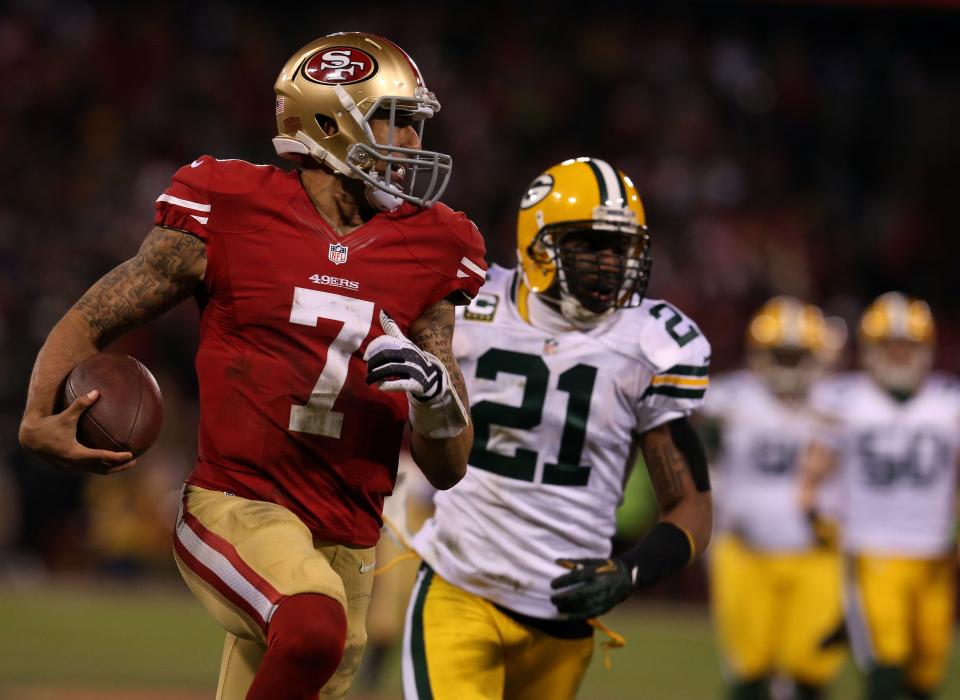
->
[364, 311, 445, 400]
[549, 558, 634, 620]
[550, 523, 695, 619]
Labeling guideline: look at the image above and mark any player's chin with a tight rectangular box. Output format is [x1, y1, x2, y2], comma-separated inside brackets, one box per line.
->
[578, 289, 617, 314]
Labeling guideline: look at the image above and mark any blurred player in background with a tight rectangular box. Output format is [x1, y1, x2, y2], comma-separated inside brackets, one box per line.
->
[799, 292, 958, 700]
[403, 158, 714, 699]
[357, 447, 434, 691]
[703, 297, 846, 700]
[18, 32, 486, 700]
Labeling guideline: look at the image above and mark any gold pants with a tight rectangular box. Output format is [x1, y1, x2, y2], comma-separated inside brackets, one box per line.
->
[173, 485, 374, 698]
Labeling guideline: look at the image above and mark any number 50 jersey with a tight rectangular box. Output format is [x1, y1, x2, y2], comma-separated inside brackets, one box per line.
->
[411, 265, 711, 619]
[811, 373, 960, 557]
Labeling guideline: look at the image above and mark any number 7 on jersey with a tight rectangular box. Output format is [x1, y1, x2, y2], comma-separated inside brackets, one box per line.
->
[287, 287, 375, 439]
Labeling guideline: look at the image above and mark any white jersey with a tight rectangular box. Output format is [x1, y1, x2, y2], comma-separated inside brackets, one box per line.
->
[703, 371, 831, 552]
[811, 372, 960, 557]
[411, 265, 711, 619]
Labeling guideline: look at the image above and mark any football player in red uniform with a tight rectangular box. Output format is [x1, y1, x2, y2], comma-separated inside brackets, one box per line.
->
[19, 32, 486, 700]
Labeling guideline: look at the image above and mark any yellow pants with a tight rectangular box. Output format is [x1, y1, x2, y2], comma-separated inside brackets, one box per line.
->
[402, 566, 594, 699]
[710, 534, 846, 686]
[173, 486, 375, 699]
[845, 554, 956, 692]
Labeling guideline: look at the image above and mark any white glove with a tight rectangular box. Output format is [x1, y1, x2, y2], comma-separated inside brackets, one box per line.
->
[364, 311, 468, 439]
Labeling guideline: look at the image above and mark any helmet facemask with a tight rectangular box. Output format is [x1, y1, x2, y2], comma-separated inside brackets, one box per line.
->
[862, 339, 933, 396]
[340, 89, 452, 210]
[748, 347, 823, 399]
[530, 224, 651, 327]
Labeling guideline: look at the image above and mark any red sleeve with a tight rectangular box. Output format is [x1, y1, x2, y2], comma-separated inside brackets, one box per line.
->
[428, 209, 488, 306]
[153, 155, 215, 241]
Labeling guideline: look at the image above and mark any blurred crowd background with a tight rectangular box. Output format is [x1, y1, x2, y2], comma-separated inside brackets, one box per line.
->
[1, 0, 958, 580]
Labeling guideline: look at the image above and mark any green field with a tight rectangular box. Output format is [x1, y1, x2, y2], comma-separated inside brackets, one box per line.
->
[0, 584, 956, 699]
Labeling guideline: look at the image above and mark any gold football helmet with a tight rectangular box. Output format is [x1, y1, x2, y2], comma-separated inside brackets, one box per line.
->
[859, 292, 934, 395]
[516, 157, 649, 326]
[747, 296, 833, 397]
[273, 32, 450, 210]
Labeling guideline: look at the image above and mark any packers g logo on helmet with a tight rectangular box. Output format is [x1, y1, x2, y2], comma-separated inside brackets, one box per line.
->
[520, 175, 554, 209]
[516, 157, 650, 325]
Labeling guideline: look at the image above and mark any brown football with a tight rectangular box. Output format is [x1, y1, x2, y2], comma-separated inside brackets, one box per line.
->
[61, 353, 164, 457]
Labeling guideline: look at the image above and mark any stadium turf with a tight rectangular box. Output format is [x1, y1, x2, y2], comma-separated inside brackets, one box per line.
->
[0, 584, 956, 699]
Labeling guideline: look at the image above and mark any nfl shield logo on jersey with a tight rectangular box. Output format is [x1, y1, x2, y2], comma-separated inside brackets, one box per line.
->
[328, 243, 349, 265]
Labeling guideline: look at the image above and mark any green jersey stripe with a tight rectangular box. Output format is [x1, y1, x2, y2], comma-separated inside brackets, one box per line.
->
[663, 364, 710, 377]
[642, 385, 707, 400]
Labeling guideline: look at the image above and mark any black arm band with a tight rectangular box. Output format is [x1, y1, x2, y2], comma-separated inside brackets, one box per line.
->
[620, 522, 693, 588]
[668, 417, 711, 492]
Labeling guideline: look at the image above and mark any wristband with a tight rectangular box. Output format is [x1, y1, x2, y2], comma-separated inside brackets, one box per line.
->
[620, 522, 694, 588]
[407, 357, 469, 439]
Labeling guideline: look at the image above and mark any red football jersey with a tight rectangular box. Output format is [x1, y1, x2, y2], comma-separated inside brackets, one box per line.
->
[154, 156, 486, 547]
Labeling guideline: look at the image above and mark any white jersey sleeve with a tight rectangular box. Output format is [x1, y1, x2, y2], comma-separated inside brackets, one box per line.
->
[633, 300, 712, 433]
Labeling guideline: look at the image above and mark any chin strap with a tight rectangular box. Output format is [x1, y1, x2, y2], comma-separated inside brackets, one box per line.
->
[364, 173, 405, 212]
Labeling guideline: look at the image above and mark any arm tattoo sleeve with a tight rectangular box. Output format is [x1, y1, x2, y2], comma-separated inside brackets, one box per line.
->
[72, 226, 206, 347]
[641, 425, 690, 511]
[411, 299, 469, 408]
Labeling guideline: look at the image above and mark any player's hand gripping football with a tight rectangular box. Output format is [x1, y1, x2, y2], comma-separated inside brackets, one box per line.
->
[364, 310, 468, 439]
[550, 557, 634, 619]
[19, 390, 135, 474]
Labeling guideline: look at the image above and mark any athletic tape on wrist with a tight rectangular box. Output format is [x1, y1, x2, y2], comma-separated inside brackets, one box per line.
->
[407, 357, 468, 439]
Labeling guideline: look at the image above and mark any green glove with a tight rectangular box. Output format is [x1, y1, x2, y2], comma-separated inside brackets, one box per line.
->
[549, 558, 633, 619]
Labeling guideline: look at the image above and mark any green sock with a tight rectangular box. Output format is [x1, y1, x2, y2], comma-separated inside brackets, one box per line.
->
[866, 665, 903, 700]
[730, 678, 770, 700]
[794, 681, 824, 700]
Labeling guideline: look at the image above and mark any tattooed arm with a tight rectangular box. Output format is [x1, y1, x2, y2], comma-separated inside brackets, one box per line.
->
[406, 298, 473, 489]
[639, 421, 713, 558]
[19, 226, 206, 473]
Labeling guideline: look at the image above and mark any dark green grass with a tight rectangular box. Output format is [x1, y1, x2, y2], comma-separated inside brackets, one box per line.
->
[0, 584, 956, 699]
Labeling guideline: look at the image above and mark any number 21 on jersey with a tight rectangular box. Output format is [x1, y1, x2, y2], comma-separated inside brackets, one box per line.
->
[469, 348, 598, 487]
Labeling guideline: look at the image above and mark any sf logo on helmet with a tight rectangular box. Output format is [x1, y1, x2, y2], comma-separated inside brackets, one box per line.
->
[303, 47, 379, 85]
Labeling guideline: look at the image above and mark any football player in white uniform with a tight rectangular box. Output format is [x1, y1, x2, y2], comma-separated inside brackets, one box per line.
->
[402, 158, 714, 700]
[704, 297, 847, 700]
[799, 292, 959, 700]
